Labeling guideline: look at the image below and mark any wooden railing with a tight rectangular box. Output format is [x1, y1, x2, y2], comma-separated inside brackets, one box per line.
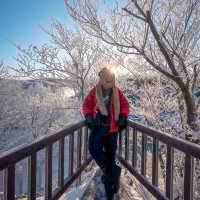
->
[0, 121, 92, 200]
[117, 120, 200, 200]
[1, 119, 200, 200]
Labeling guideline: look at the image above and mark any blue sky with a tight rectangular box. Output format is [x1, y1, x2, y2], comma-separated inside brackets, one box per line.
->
[0, 0, 74, 65]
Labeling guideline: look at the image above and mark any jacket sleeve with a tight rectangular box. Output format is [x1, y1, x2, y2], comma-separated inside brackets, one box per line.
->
[118, 89, 129, 117]
[82, 88, 96, 117]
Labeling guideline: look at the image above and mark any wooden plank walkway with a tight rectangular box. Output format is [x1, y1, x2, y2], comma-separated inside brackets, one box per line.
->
[81, 169, 143, 200]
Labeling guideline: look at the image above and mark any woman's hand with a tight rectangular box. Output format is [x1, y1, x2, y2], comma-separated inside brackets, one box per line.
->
[85, 115, 96, 129]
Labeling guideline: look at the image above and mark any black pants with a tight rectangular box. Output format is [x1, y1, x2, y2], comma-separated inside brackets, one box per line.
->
[89, 126, 118, 174]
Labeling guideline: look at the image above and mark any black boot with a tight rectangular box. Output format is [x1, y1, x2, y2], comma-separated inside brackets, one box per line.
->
[104, 180, 115, 200]
[112, 165, 121, 193]
[102, 164, 121, 194]
[101, 167, 115, 199]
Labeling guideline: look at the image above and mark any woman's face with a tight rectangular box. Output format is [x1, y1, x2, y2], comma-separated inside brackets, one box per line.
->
[100, 69, 115, 89]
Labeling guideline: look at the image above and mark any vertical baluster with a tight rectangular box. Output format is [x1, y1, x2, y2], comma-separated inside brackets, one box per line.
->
[184, 154, 194, 200]
[83, 127, 88, 161]
[4, 165, 15, 200]
[77, 129, 82, 168]
[141, 133, 147, 176]
[45, 144, 52, 200]
[125, 127, 129, 161]
[118, 131, 122, 157]
[28, 153, 37, 200]
[152, 137, 158, 186]
[166, 145, 174, 200]
[58, 138, 64, 188]
[132, 128, 137, 168]
[69, 133, 74, 176]
[77, 128, 82, 185]
[1, 170, 5, 199]
[86, 128, 89, 159]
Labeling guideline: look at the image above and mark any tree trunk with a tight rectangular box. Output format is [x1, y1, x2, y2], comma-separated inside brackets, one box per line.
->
[179, 83, 198, 132]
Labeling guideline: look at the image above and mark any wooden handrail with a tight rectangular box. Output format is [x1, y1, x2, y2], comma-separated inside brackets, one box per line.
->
[0, 121, 85, 170]
[0, 120, 91, 200]
[1, 119, 200, 199]
[117, 120, 200, 200]
[128, 120, 200, 158]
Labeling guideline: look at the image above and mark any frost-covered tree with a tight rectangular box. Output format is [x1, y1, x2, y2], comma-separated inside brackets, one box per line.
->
[65, 0, 200, 135]
[0, 60, 8, 80]
[13, 20, 101, 101]
[118, 72, 200, 199]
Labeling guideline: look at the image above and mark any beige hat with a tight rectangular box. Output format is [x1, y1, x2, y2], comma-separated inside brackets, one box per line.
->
[98, 67, 115, 89]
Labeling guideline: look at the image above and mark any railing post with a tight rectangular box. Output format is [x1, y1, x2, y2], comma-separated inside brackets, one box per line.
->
[69, 134, 74, 177]
[152, 137, 158, 186]
[184, 154, 194, 200]
[166, 145, 174, 200]
[77, 128, 82, 185]
[132, 127, 137, 168]
[84, 127, 89, 161]
[58, 138, 64, 188]
[28, 153, 37, 200]
[125, 127, 129, 161]
[141, 133, 147, 176]
[45, 144, 52, 200]
[4, 165, 15, 200]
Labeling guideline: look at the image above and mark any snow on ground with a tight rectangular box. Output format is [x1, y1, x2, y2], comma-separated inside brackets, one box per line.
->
[59, 167, 98, 200]
[71, 163, 144, 200]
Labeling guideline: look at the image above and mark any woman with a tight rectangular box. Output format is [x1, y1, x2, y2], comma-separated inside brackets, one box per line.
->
[82, 67, 129, 200]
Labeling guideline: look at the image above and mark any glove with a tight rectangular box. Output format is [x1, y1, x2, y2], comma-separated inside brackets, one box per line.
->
[85, 115, 96, 129]
[118, 114, 127, 131]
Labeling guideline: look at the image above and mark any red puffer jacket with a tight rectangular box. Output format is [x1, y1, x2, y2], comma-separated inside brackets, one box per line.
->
[82, 87, 129, 133]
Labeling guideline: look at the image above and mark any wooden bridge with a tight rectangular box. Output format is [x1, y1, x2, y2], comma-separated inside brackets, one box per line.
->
[0, 120, 200, 200]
